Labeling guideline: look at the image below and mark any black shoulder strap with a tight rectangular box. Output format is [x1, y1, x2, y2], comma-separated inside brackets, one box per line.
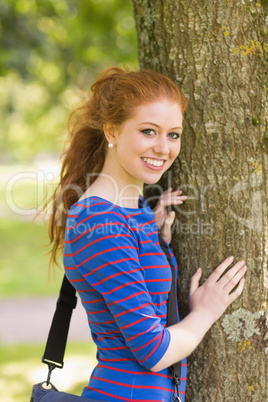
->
[158, 234, 181, 385]
[158, 236, 179, 327]
[42, 275, 77, 381]
[42, 237, 181, 386]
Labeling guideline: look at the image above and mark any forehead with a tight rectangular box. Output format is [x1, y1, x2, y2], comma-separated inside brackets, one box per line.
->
[129, 99, 183, 125]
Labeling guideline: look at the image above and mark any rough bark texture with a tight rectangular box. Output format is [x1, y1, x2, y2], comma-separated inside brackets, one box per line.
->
[131, 0, 267, 401]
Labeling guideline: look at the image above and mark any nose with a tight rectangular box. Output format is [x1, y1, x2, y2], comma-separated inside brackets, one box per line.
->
[153, 136, 170, 155]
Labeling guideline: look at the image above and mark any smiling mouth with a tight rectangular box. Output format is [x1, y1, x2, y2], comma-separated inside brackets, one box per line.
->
[141, 157, 165, 167]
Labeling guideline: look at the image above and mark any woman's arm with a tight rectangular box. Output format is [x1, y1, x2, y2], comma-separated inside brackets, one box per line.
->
[151, 256, 246, 372]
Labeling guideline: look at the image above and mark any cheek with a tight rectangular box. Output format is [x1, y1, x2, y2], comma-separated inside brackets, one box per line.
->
[170, 142, 181, 160]
[163, 145, 181, 173]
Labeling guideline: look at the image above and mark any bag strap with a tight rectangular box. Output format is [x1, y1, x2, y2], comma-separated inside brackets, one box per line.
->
[42, 275, 77, 383]
[158, 234, 182, 396]
[42, 236, 181, 390]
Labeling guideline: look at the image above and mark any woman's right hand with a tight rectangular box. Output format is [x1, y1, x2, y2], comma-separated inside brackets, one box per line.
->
[151, 257, 247, 372]
[188, 256, 247, 325]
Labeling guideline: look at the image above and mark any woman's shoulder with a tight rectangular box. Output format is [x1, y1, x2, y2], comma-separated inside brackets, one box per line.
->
[67, 196, 127, 224]
[67, 195, 152, 231]
[65, 196, 142, 245]
[65, 195, 154, 237]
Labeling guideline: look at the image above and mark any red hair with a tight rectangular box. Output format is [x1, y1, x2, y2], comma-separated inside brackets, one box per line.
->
[46, 66, 188, 266]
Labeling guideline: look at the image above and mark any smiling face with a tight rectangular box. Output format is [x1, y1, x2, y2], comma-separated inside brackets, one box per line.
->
[104, 98, 183, 187]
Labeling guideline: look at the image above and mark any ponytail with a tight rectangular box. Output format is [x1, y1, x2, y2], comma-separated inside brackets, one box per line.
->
[44, 66, 187, 266]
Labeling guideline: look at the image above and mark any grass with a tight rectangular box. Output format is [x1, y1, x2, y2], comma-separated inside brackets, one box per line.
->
[0, 342, 97, 402]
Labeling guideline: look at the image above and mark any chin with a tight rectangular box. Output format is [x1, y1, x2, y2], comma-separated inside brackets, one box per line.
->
[144, 167, 172, 184]
[143, 176, 164, 185]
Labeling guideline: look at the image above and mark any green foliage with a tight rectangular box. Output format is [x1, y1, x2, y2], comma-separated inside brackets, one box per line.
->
[0, 0, 138, 162]
[0, 218, 63, 297]
[260, 0, 268, 8]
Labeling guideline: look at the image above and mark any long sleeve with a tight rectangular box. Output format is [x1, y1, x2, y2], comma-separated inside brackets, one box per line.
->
[64, 199, 171, 370]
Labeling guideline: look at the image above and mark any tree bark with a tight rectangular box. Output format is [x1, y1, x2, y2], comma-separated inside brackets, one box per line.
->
[131, 0, 267, 400]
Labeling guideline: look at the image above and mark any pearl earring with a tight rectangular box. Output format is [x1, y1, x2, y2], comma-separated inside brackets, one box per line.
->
[108, 143, 114, 149]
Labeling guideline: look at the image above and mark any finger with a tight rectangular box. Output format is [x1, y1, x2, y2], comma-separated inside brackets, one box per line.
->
[166, 189, 181, 197]
[161, 211, 175, 234]
[153, 197, 165, 213]
[161, 195, 188, 207]
[168, 195, 188, 202]
[208, 256, 234, 283]
[164, 190, 184, 199]
[218, 260, 245, 287]
[160, 188, 173, 205]
[162, 189, 183, 199]
[224, 264, 247, 294]
[166, 210, 176, 226]
[160, 211, 175, 243]
[228, 277, 245, 304]
[172, 189, 183, 195]
[189, 268, 202, 297]
[160, 224, 171, 244]
[162, 187, 172, 196]
[174, 195, 188, 202]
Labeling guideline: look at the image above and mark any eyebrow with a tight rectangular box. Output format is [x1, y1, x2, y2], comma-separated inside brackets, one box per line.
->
[140, 122, 182, 130]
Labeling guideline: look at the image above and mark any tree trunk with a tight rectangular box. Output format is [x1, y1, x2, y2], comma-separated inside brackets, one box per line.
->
[131, 0, 267, 400]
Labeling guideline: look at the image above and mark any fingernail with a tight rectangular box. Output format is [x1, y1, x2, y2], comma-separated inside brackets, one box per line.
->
[229, 256, 234, 262]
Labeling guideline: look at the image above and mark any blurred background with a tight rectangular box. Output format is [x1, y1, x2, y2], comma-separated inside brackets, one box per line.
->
[0, 0, 138, 400]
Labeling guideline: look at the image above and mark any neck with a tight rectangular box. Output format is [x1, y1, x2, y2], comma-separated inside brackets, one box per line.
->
[87, 160, 143, 209]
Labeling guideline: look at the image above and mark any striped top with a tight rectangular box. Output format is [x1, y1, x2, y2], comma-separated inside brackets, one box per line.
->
[64, 196, 187, 401]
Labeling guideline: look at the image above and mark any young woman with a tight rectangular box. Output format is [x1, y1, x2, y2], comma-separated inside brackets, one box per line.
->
[48, 67, 246, 402]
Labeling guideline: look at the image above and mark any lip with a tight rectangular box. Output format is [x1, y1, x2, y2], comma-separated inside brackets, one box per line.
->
[141, 157, 166, 171]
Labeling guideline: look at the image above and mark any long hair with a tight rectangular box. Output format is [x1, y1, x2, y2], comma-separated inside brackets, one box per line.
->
[45, 66, 188, 266]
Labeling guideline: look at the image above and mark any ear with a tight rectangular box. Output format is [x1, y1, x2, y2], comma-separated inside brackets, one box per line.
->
[103, 123, 119, 147]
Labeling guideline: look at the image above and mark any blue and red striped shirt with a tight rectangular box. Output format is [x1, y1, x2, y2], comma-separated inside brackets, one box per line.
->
[64, 196, 187, 401]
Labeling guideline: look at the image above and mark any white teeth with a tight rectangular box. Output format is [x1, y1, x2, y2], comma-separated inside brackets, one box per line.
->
[142, 157, 164, 167]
